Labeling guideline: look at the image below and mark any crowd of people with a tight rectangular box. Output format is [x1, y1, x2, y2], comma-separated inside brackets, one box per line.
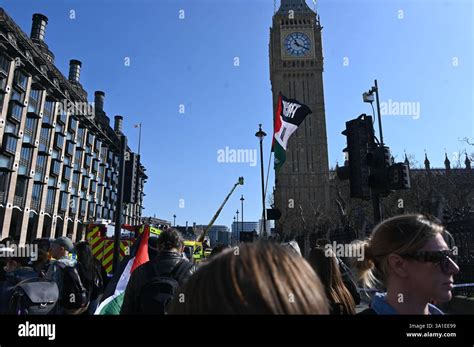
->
[0, 213, 460, 315]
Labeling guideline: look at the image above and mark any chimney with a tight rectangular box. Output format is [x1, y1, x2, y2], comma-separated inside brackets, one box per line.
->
[114, 115, 123, 133]
[94, 91, 105, 113]
[31, 14, 48, 42]
[68, 60, 82, 84]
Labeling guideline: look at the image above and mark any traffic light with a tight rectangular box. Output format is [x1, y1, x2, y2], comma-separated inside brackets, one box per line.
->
[337, 114, 375, 199]
[367, 146, 392, 196]
[388, 163, 411, 190]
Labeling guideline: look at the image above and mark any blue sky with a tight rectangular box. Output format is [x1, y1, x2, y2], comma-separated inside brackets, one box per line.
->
[2, 0, 473, 228]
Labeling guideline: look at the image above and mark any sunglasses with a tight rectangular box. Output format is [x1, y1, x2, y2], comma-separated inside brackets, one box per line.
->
[400, 248, 457, 274]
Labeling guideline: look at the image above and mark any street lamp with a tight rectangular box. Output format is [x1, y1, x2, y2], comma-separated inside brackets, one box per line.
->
[363, 79, 384, 146]
[255, 124, 267, 237]
[363, 79, 385, 223]
[236, 209, 239, 236]
[233, 215, 236, 244]
[173, 214, 176, 226]
[240, 195, 244, 237]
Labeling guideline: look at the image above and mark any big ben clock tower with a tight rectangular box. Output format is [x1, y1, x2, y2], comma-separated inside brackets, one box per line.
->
[269, 0, 330, 236]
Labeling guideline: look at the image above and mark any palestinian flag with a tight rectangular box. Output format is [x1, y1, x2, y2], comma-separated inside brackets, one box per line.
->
[272, 93, 312, 172]
[94, 225, 150, 315]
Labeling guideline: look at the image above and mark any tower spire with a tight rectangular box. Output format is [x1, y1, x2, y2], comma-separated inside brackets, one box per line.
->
[424, 151, 431, 171]
[277, 0, 314, 15]
[465, 153, 472, 170]
[444, 152, 451, 173]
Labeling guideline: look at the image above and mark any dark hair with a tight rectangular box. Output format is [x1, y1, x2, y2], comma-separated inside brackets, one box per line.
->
[32, 238, 51, 252]
[1, 237, 15, 245]
[157, 228, 184, 251]
[308, 247, 356, 315]
[7, 247, 31, 267]
[75, 241, 96, 281]
[169, 241, 329, 314]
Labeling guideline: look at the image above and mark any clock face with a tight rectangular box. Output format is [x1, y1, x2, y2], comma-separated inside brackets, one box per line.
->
[284, 32, 311, 57]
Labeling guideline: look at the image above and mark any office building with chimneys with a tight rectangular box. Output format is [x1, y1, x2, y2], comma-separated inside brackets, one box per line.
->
[0, 10, 147, 244]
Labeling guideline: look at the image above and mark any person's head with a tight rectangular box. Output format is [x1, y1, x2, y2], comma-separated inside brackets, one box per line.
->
[157, 228, 184, 253]
[170, 241, 329, 314]
[3, 248, 30, 273]
[308, 247, 356, 314]
[354, 214, 460, 303]
[75, 241, 94, 266]
[50, 236, 74, 259]
[33, 238, 51, 253]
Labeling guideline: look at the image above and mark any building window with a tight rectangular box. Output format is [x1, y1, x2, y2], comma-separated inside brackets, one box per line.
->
[79, 199, 87, 217]
[13, 70, 28, 91]
[88, 202, 95, 218]
[45, 188, 55, 213]
[65, 140, 75, 157]
[63, 166, 72, 181]
[76, 127, 85, 147]
[53, 133, 65, 150]
[24, 117, 38, 144]
[84, 154, 91, 169]
[35, 155, 47, 180]
[0, 54, 10, 75]
[57, 104, 67, 124]
[69, 117, 77, 133]
[43, 100, 54, 124]
[0, 171, 11, 203]
[31, 183, 43, 210]
[18, 147, 33, 174]
[13, 177, 28, 207]
[8, 102, 23, 123]
[59, 192, 68, 211]
[0, 91, 4, 114]
[28, 89, 42, 115]
[38, 127, 51, 152]
[0, 154, 12, 170]
[4, 121, 19, 136]
[50, 159, 61, 176]
[74, 152, 82, 170]
[82, 176, 90, 191]
[69, 196, 77, 214]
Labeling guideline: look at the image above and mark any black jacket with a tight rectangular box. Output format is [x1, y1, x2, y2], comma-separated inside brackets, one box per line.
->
[120, 251, 195, 314]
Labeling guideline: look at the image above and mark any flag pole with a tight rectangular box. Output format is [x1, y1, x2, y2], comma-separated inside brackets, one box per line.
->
[264, 150, 273, 204]
[136, 123, 142, 226]
[138, 122, 142, 157]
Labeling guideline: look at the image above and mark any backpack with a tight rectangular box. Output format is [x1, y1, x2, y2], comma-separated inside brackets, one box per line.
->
[138, 260, 192, 314]
[10, 278, 59, 315]
[59, 264, 89, 311]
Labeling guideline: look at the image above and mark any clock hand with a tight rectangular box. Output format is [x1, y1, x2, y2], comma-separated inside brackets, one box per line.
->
[293, 40, 309, 50]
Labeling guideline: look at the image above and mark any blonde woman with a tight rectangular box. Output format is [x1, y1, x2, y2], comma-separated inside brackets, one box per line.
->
[354, 214, 459, 315]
